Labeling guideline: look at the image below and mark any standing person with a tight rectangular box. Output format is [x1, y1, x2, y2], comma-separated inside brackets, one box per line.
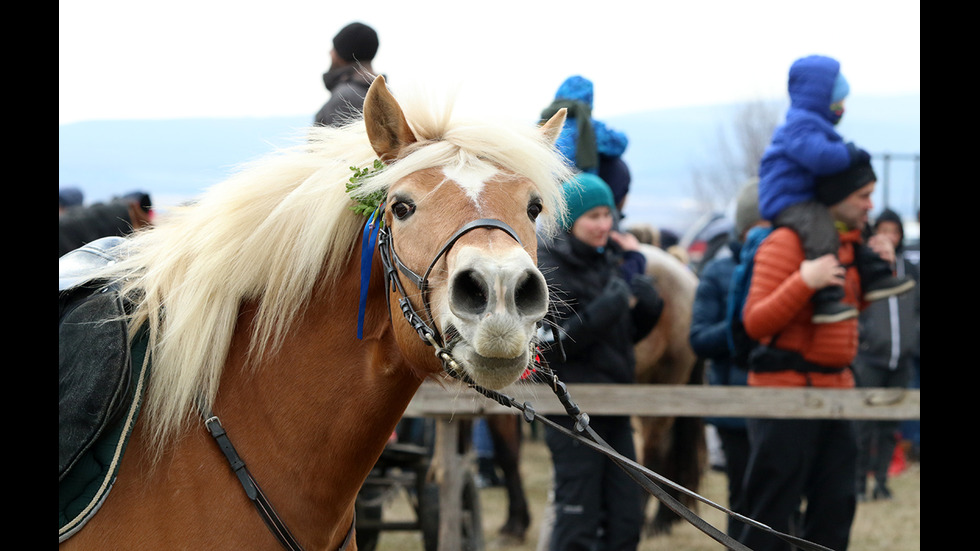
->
[688, 179, 767, 537]
[537, 172, 663, 551]
[854, 208, 920, 501]
[736, 159, 891, 551]
[314, 22, 380, 128]
[757, 54, 912, 324]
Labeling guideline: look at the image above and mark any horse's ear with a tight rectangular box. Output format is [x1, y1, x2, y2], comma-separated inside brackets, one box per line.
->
[363, 75, 418, 163]
[539, 108, 567, 146]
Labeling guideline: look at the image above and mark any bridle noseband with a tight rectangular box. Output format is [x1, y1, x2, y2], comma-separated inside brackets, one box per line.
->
[377, 216, 524, 349]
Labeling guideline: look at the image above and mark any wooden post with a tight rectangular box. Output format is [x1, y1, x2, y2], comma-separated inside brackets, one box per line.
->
[436, 418, 461, 551]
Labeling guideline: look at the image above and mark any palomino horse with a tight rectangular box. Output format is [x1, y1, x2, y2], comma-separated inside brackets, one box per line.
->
[58, 76, 574, 550]
[633, 243, 707, 535]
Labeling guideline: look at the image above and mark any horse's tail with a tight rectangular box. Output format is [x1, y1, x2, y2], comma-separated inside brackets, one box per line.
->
[650, 357, 708, 533]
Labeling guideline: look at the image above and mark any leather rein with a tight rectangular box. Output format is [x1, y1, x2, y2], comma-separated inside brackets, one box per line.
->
[202, 213, 833, 551]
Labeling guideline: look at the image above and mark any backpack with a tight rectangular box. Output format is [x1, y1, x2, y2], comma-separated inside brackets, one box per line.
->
[725, 226, 773, 368]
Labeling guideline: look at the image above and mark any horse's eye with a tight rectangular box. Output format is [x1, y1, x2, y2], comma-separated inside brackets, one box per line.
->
[391, 201, 416, 220]
[527, 199, 543, 222]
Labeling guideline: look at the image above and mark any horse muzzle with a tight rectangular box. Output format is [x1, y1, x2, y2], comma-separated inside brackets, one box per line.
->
[444, 246, 547, 388]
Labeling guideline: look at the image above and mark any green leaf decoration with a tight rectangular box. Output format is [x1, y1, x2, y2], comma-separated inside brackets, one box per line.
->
[346, 159, 386, 218]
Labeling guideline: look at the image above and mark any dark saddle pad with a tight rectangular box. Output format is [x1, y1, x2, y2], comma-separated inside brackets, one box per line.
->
[59, 237, 132, 480]
[59, 237, 151, 541]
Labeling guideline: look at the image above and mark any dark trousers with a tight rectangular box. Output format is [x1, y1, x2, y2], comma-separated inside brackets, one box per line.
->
[544, 417, 643, 551]
[738, 418, 858, 551]
[716, 426, 750, 537]
[853, 358, 913, 492]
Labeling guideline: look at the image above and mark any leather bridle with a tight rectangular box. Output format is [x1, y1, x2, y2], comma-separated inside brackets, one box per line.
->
[377, 215, 525, 350]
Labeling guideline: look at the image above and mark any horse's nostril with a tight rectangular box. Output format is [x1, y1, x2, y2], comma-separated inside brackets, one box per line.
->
[450, 269, 489, 316]
[515, 269, 547, 317]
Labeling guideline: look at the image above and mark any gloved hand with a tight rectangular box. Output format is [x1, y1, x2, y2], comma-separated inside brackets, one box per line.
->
[846, 142, 871, 165]
[598, 277, 632, 312]
[630, 275, 660, 304]
[629, 274, 665, 339]
[560, 276, 631, 343]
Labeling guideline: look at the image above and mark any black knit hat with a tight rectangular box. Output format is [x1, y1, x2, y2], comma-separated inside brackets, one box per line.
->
[815, 160, 877, 206]
[598, 154, 631, 207]
[333, 22, 378, 62]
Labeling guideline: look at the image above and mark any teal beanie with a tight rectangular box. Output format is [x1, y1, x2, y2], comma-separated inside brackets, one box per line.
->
[560, 172, 615, 231]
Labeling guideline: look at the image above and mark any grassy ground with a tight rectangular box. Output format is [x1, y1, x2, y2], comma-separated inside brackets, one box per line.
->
[369, 432, 920, 550]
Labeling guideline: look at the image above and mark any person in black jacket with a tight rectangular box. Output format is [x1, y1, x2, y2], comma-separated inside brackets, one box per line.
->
[537, 172, 663, 551]
[314, 22, 380, 128]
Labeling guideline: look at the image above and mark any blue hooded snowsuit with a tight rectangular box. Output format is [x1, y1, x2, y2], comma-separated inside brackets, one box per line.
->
[758, 55, 854, 221]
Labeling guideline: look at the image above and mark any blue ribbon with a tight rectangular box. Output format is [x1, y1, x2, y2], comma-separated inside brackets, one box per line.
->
[357, 207, 383, 339]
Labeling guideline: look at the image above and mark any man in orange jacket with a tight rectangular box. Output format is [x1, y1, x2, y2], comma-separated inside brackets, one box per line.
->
[736, 159, 896, 550]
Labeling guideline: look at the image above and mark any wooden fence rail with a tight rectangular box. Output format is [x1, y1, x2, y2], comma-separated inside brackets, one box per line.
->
[404, 382, 920, 551]
[405, 381, 920, 420]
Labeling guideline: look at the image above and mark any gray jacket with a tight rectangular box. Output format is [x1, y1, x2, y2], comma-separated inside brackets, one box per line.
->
[314, 65, 376, 127]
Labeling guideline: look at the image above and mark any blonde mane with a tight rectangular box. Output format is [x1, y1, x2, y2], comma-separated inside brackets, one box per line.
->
[93, 92, 572, 451]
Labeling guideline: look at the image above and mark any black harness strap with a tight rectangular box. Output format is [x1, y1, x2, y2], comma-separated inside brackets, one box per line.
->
[203, 412, 354, 551]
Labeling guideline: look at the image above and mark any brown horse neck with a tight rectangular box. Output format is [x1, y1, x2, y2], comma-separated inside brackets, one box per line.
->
[204, 265, 428, 548]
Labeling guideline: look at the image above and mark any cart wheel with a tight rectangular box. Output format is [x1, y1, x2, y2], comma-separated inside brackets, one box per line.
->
[419, 473, 485, 551]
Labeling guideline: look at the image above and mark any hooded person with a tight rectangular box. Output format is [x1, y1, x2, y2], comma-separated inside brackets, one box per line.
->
[314, 22, 381, 128]
[535, 171, 662, 551]
[852, 207, 919, 501]
[539, 76, 628, 173]
[756, 55, 909, 323]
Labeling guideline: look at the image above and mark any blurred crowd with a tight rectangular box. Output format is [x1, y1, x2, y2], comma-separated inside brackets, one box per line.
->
[59, 186, 153, 256]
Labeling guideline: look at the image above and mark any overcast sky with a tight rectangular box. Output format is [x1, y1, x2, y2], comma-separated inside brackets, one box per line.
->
[59, 0, 919, 125]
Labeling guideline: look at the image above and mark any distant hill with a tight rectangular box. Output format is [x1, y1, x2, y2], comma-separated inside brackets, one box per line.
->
[59, 116, 313, 210]
[59, 94, 919, 233]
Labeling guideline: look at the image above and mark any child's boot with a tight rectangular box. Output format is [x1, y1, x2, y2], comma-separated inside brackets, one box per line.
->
[811, 286, 858, 323]
[855, 243, 915, 301]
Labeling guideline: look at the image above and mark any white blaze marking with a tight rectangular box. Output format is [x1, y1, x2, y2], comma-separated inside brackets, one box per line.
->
[441, 162, 498, 206]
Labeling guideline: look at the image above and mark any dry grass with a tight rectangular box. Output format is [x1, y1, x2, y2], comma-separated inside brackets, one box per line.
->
[370, 428, 919, 551]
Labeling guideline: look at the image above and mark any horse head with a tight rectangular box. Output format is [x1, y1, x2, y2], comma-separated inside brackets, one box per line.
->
[362, 76, 567, 389]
